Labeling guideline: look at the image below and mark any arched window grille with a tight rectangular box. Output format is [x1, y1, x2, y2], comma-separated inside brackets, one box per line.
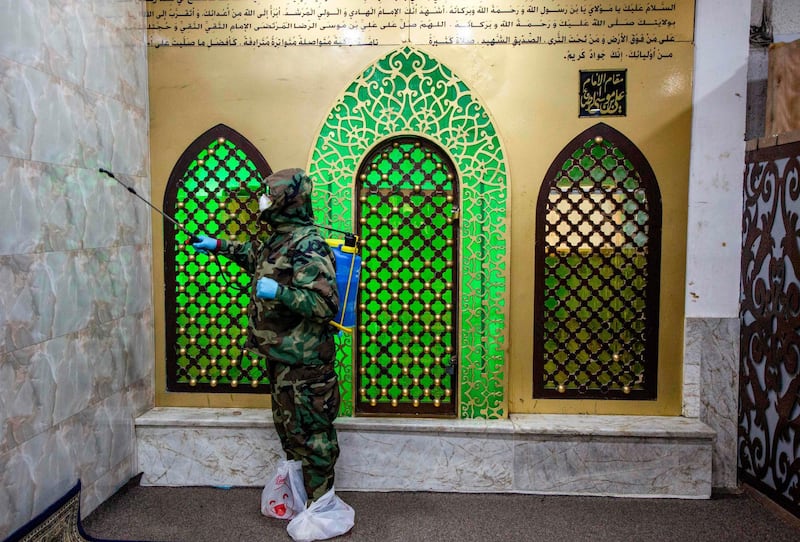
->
[355, 136, 460, 416]
[534, 123, 662, 399]
[163, 124, 272, 392]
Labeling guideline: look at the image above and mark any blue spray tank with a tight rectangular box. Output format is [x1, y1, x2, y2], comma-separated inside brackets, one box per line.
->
[325, 233, 361, 334]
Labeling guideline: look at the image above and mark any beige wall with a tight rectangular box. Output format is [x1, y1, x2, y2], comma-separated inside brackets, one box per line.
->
[149, 1, 693, 414]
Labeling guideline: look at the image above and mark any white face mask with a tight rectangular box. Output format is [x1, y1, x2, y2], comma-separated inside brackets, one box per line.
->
[258, 192, 273, 212]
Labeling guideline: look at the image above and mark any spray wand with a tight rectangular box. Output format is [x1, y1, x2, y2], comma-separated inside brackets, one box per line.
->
[101, 168, 356, 247]
[99, 167, 245, 291]
[99, 168, 200, 244]
[100, 168, 361, 331]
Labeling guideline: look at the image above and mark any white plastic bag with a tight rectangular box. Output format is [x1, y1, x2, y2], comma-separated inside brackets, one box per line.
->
[286, 487, 355, 542]
[260, 459, 308, 520]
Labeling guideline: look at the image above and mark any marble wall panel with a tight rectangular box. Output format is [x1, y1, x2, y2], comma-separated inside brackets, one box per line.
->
[0, 314, 154, 455]
[513, 437, 712, 498]
[137, 427, 285, 487]
[0, 0, 50, 71]
[29, 78, 95, 168]
[74, 165, 151, 251]
[0, 30, 148, 173]
[67, 391, 137, 481]
[119, 313, 156, 389]
[699, 317, 740, 490]
[84, 2, 149, 110]
[37, 165, 92, 253]
[80, 456, 135, 519]
[683, 317, 740, 489]
[0, 384, 148, 536]
[0, 0, 151, 537]
[41, 2, 89, 88]
[0, 158, 40, 255]
[0, 58, 42, 161]
[0, 431, 77, 537]
[135, 410, 714, 498]
[0, 245, 152, 356]
[0, 159, 150, 257]
[0, 1, 147, 109]
[0, 254, 58, 354]
[136, 417, 519, 492]
[0, 451, 30, 536]
[336, 429, 516, 492]
[683, 319, 704, 420]
[0, 350, 58, 455]
[89, 94, 150, 178]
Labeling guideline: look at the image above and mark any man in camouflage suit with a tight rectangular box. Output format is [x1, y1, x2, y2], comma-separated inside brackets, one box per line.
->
[193, 168, 340, 503]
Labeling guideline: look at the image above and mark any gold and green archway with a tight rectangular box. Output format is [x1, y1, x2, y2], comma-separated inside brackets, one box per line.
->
[308, 47, 508, 419]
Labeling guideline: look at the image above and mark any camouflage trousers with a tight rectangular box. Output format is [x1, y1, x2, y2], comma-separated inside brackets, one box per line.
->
[268, 361, 340, 502]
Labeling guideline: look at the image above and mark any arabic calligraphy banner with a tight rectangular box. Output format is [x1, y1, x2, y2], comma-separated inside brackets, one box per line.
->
[580, 70, 626, 116]
[146, 0, 689, 60]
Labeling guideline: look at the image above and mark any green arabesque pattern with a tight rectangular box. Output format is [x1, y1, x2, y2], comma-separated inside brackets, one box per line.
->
[308, 47, 508, 418]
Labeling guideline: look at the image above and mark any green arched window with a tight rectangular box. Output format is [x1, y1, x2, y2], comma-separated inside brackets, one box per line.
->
[355, 136, 460, 416]
[163, 124, 272, 393]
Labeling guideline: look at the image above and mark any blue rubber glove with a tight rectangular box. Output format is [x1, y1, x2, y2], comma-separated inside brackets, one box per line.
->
[192, 235, 218, 254]
[256, 277, 279, 299]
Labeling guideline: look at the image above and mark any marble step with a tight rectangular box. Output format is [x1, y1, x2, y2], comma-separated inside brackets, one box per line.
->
[135, 408, 715, 498]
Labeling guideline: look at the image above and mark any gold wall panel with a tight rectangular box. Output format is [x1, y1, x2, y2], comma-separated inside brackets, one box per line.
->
[148, 0, 693, 414]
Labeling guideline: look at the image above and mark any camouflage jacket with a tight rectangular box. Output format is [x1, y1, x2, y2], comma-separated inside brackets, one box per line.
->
[219, 169, 339, 366]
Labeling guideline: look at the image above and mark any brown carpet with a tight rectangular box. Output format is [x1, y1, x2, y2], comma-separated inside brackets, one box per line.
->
[82, 481, 800, 542]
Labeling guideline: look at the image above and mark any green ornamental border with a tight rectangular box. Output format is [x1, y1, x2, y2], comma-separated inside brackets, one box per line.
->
[308, 47, 508, 419]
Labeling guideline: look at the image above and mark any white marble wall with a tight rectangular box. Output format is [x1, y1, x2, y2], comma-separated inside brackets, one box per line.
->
[0, 1, 152, 538]
[683, 318, 740, 489]
[683, 0, 750, 492]
[136, 409, 715, 498]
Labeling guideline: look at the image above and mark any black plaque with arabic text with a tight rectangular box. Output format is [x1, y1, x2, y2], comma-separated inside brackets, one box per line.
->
[579, 70, 627, 117]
